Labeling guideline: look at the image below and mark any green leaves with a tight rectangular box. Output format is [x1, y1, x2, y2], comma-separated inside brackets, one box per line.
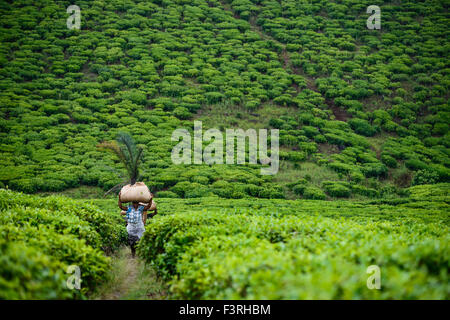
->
[98, 132, 144, 186]
[0, 241, 72, 300]
[137, 187, 450, 299]
[0, 189, 128, 299]
[0, 0, 448, 199]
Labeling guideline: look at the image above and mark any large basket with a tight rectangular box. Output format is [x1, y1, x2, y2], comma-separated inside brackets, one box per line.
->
[119, 182, 152, 203]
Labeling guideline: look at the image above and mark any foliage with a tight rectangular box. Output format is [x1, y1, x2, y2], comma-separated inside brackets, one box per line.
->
[300, 186, 326, 200]
[322, 181, 351, 198]
[0, 189, 127, 299]
[0, 240, 72, 299]
[1, 0, 449, 301]
[0, 0, 447, 200]
[137, 184, 450, 299]
[97, 132, 144, 186]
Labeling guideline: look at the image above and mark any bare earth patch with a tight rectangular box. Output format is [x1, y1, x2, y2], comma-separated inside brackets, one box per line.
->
[93, 246, 167, 300]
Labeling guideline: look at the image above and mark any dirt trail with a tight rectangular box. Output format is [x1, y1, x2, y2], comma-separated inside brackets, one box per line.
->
[93, 246, 167, 300]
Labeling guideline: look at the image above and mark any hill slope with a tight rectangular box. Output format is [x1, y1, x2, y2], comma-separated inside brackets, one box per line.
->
[0, 0, 448, 199]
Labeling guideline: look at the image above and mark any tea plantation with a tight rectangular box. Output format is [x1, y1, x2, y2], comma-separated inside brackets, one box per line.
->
[0, 0, 448, 199]
[133, 183, 449, 299]
[0, 189, 127, 299]
[1, 184, 448, 299]
[0, 0, 449, 300]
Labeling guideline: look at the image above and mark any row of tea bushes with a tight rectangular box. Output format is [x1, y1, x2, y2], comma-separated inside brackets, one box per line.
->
[137, 184, 449, 299]
[0, 189, 127, 298]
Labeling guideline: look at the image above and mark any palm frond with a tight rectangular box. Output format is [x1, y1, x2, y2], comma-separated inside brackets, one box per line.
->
[98, 132, 145, 186]
[117, 132, 136, 162]
[103, 179, 128, 198]
[131, 146, 144, 184]
[97, 141, 125, 163]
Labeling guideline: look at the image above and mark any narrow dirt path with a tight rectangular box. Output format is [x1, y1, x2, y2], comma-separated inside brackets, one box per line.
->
[93, 246, 167, 300]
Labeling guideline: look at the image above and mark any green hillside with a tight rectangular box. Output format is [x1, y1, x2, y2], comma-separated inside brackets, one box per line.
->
[0, 0, 448, 199]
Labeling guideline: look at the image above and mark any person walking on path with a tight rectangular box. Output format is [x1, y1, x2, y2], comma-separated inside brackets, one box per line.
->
[118, 193, 156, 257]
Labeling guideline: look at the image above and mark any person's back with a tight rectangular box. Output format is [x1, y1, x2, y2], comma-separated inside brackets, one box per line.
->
[119, 191, 158, 257]
[125, 202, 145, 257]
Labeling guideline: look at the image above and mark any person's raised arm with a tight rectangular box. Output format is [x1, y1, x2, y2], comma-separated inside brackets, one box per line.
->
[149, 207, 158, 218]
[143, 196, 153, 211]
[142, 211, 148, 225]
[118, 192, 127, 211]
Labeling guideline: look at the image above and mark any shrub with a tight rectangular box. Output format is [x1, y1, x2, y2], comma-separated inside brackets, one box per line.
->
[349, 170, 364, 183]
[314, 134, 327, 143]
[381, 154, 398, 168]
[245, 184, 263, 197]
[205, 92, 225, 104]
[8, 179, 38, 193]
[137, 192, 449, 299]
[191, 176, 210, 185]
[245, 100, 260, 110]
[292, 184, 306, 195]
[302, 186, 326, 200]
[432, 123, 448, 135]
[328, 161, 353, 174]
[405, 159, 428, 171]
[352, 185, 379, 198]
[173, 107, 192, 120]
[0, 189, 126, 252]
[0, 240, 73, 299]
[432, 165, 450, 182]
[170, 181, 192, 198]
[362, 163, 388, 178]
[269, 118, 284, 129]
[0, 224, 110, 296]
[0, 190, 120, 297]
[412, 169, 440, 186]
[280, 151, 304, 162]
[212, 187, 234, 198]
[156, 191, 179, 198]
[348, 118, 377, 137]
[258, 187, 284, 199]
[185, 183, 214, 198]
[322, 181, 351, 198]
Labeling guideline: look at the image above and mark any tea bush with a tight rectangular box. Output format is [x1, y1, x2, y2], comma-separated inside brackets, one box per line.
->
[0, 189, 127, 298]
[138, 184, 450, 299]
[0, 240, 73, 300]
[0, 0, 449, 300]
[302, 186, 327, 200]
[0, 189, 126, 252]
[322, 181, 351, 198]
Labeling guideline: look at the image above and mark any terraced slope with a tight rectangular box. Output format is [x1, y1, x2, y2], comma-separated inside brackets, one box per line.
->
[0, 0, 448, 200]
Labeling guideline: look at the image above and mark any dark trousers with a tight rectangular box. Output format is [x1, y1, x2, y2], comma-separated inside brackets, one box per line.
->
[128, 234, 140, 257]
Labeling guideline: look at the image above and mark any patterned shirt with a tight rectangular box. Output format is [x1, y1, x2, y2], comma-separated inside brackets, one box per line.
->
[126, 205, 144, 225]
